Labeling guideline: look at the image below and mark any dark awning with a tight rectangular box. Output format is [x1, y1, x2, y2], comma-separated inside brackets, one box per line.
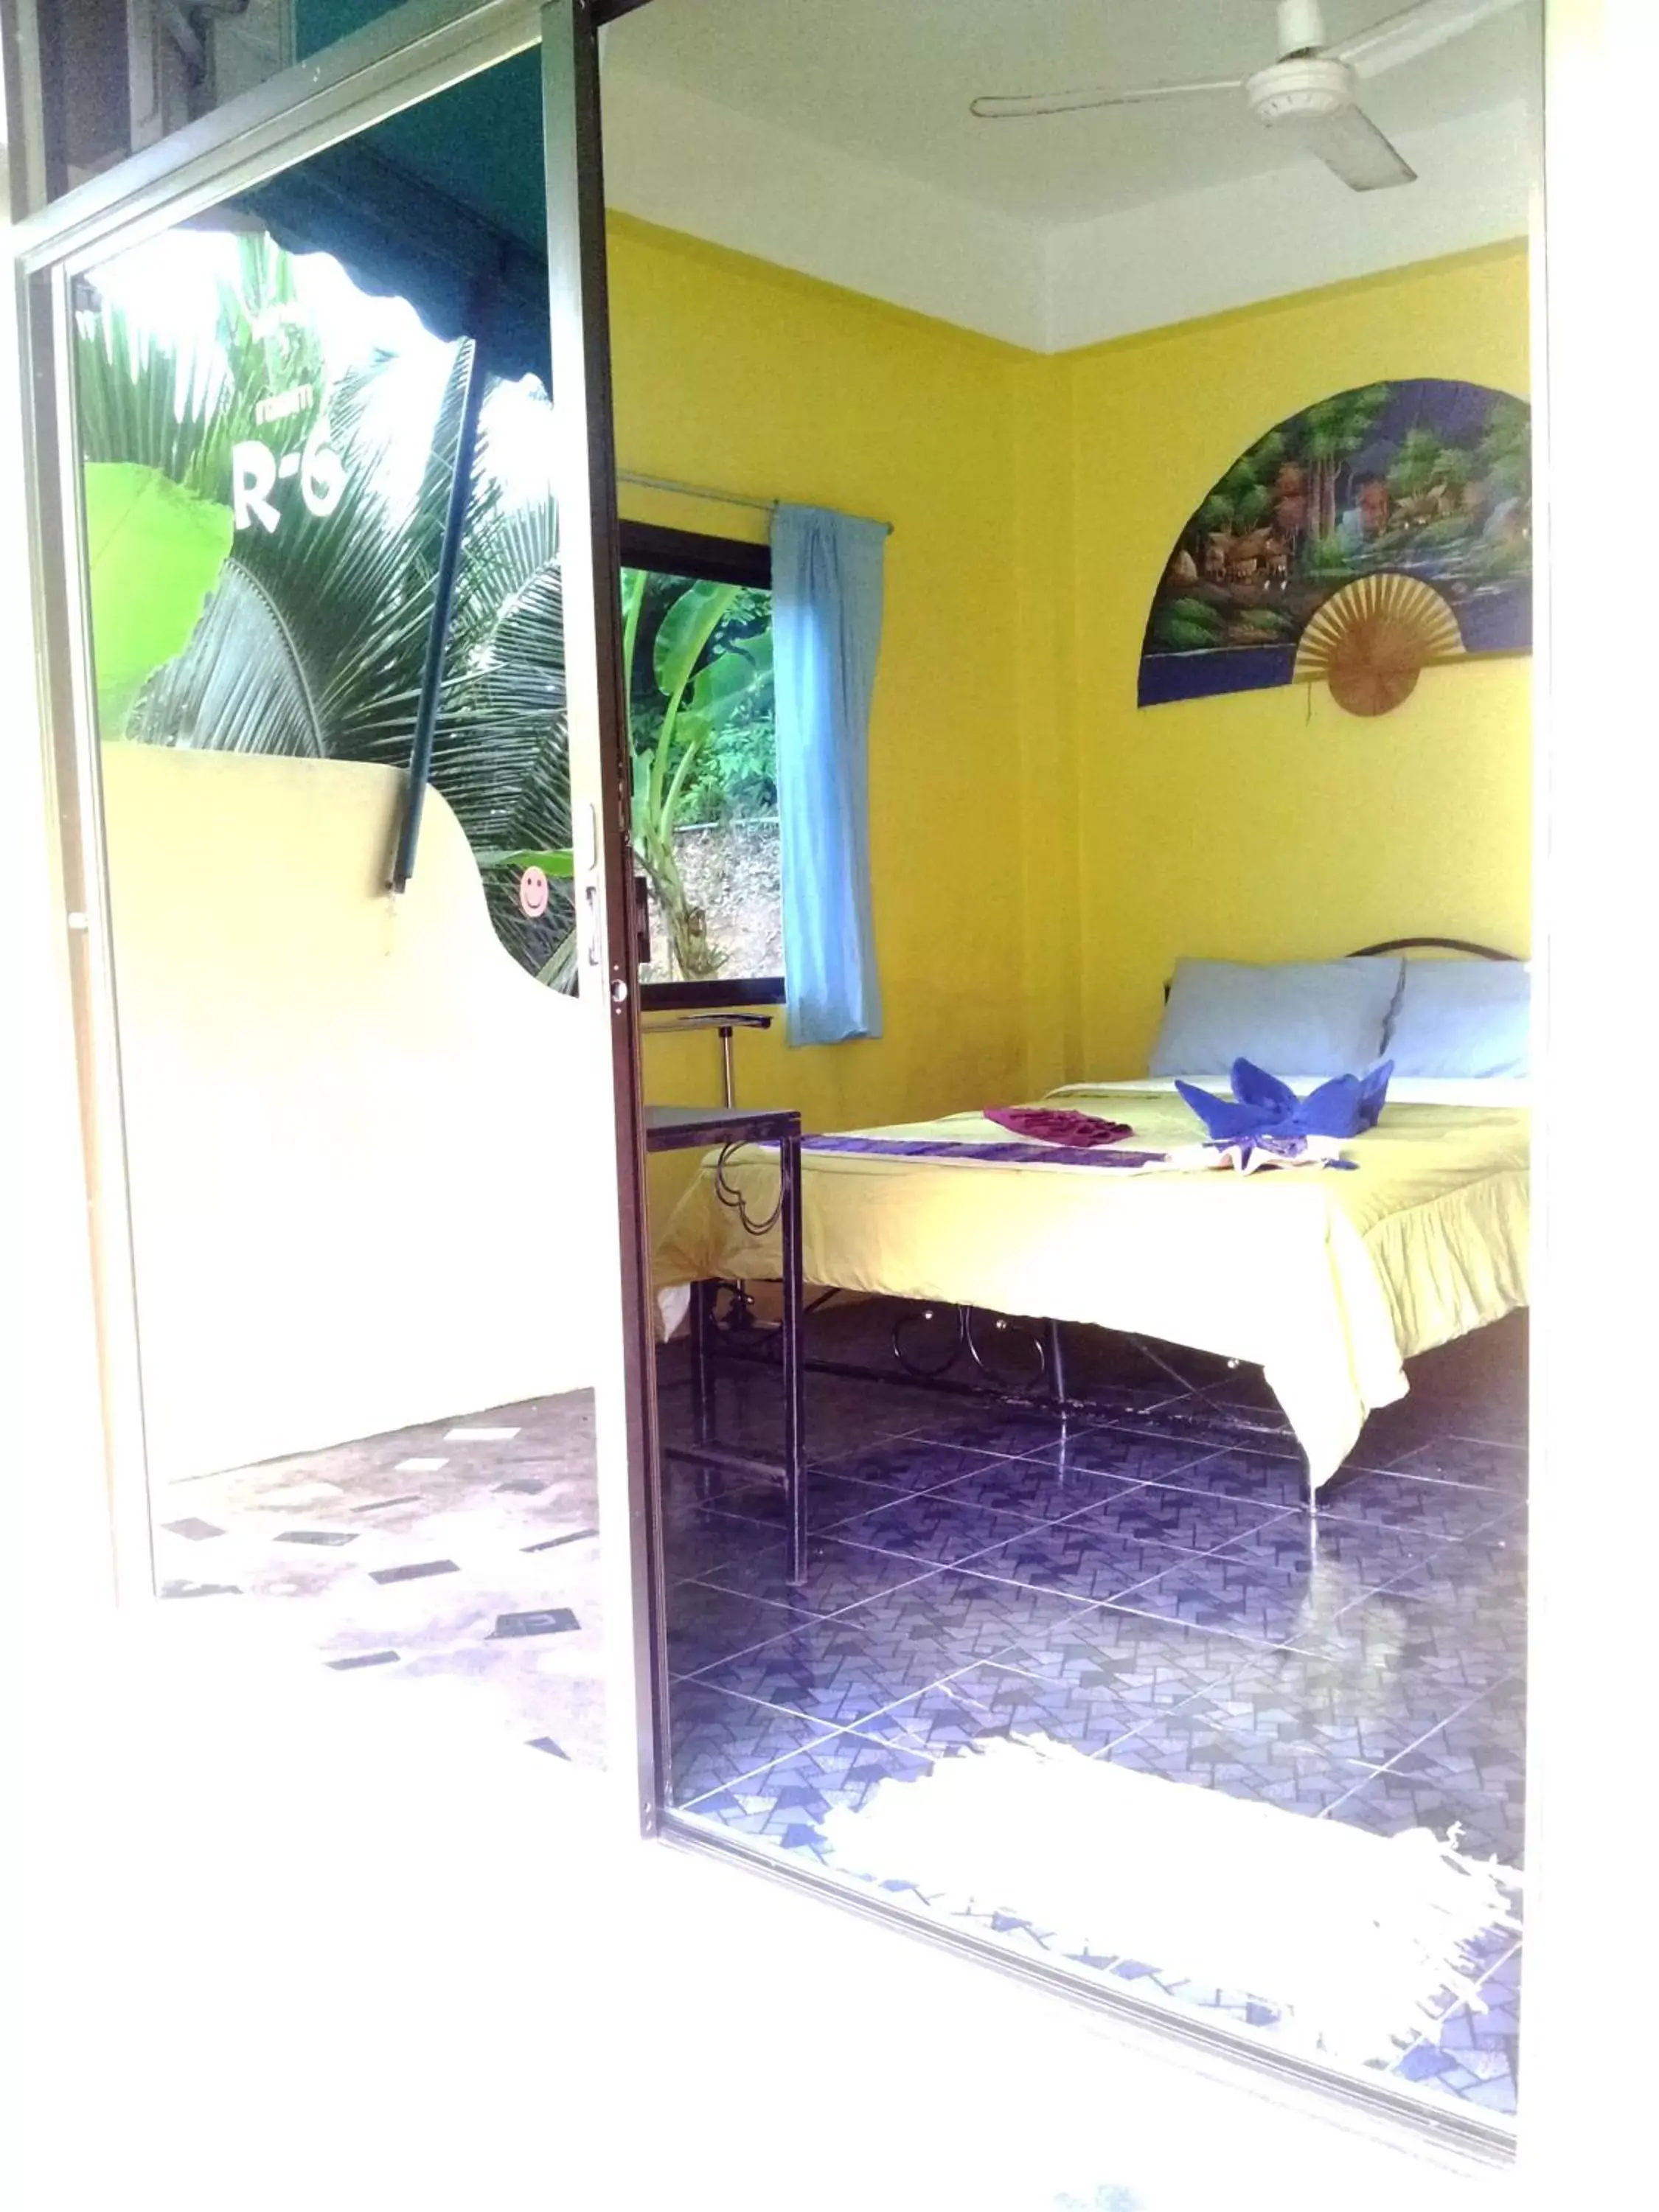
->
[237, 31, 552, 385]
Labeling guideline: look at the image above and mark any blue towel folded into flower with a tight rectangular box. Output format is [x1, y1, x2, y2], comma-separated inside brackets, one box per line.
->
[1175, 1059, 1393, 1144]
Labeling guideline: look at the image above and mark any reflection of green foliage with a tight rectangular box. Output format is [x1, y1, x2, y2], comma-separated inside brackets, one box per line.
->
[1152, 597, 1223, 651]
[83, 462, 234, 734]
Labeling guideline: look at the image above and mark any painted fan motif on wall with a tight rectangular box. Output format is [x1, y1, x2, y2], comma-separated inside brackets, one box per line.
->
[1138, 378, 1531, 714]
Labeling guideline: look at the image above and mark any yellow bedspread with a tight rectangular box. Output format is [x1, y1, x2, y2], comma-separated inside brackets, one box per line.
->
[654, 1088, 1529, 1489]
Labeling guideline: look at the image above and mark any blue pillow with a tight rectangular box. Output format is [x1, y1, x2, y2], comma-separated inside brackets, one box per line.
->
[1149, 957, 1405, 1079]
[1384, 959, 1530, 1079]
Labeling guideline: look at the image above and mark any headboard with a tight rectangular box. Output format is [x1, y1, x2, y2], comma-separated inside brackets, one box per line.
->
[1348, 936, 1520, 961]
[1162, 937, 1521, 1001]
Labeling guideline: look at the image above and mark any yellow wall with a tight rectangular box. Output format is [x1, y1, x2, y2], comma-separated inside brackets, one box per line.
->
[102, 746, 606, 1481]
[608, 215, 1053, 1218]
[1059, 243, 1532, 1077]
[608, 220, 1532, 1209]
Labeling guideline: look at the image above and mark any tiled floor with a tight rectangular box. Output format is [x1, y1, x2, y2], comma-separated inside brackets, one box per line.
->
[153, 1388, 607, 1764]
[658, 1304, 1528, 2124]
[147, 1304, 1526, 2126]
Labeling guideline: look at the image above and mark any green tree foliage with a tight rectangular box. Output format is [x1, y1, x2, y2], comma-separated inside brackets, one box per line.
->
[621, 568, 773, 980]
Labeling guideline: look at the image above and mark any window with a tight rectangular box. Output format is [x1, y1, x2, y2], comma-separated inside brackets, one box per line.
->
[619, 523, 783, 1009]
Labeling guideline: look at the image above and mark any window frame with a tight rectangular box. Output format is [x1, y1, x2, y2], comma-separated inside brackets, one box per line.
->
[619, 518, 785, 1011]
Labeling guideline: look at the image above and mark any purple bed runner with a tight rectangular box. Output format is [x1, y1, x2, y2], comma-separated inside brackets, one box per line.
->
[801, 1134, 1168, 1169]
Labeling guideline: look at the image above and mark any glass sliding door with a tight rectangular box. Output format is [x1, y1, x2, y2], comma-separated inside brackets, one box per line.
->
[10, 0, 658, 1795]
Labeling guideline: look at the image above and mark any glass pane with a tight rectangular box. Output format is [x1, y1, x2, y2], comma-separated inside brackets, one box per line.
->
[622, 561, 779, 987]
[74, 52, 611, 1771]
[32, 1, 495, 198]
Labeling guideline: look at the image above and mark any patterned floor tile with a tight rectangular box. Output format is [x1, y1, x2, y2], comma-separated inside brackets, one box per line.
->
[810, 1437, 1015, 1497]
[1128, 1449, 1313, 1512]
[679, 1730, 936, 1860]
[1164, 1641, 1481, 1773]
[1370, 1523, 1528, 1610]
[1384, 1436, 1529, 1492]
[1057, 1485, 1299, 1558]
[989, 1605, 1246, 1747]
[1329, 1691, 1527, 1866]
[1314, 1467, 1520, 1543]
[692, 1530, 951, 1618]
[1101, 1705, 1367, 1819]
[1107, 1543, 1355, 1651]
[1032, 1426, 1224, 1486]
[1114, 1399, 1305, 1460]
[902, 1404, 1098, 1457]
[1318, 1582, 1525, 1699]
[660, 1496, 801, 1587]
[1326, 1757, 1525, 1868]
[1211, 1509, 1453, 1587]
[664, 1577, 799, 1679]
[666, 1678, 835, 1805]
[686, 1573, 1084, 1731]
[1386, 1944, 1522, 2114]
[830, 1490, 1057, 1567]
[845, 1660, 1085, 1759]
[919, 1456, 1148, 1524]
[950, 1518, 1192, 1607]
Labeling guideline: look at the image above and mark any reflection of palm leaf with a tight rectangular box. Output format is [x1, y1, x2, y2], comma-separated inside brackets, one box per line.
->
[85, 240, 573, 984]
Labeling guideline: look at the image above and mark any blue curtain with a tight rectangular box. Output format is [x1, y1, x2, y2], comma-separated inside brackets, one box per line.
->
[771, 505, 888, 1046]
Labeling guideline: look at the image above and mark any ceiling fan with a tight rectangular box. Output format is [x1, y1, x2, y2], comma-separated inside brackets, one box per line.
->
[970, 0, 1525, 192]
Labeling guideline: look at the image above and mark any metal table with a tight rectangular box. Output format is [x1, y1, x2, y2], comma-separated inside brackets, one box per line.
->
[644, 1102, 807, 1585]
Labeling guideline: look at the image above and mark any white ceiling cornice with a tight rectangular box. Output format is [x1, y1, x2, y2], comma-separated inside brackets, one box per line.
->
[602, 67, 1530, 355]
[1043, 100, 1531, 352]
[601, 66, 1048, 350]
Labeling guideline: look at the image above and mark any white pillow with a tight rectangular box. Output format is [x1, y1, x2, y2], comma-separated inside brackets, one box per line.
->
[1385, 959, 1530, 1079]
[1148, 957, 1404, 1079]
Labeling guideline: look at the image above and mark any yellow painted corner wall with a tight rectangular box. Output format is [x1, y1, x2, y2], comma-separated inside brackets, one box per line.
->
[608, 219, 1532, 1221]
[1061, 243, 1532, 1078]
[605, 216, 1047, 1222]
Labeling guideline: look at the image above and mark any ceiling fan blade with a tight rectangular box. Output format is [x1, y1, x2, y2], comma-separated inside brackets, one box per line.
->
[970, 78, 1242, 121]
[1333, 0, 1525, 80]
[1295, 103, 1419, 189]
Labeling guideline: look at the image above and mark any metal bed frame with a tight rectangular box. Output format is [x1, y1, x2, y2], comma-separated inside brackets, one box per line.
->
[686, 936, 1520, 1436]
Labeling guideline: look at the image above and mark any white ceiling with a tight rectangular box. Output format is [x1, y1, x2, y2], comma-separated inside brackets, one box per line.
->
[605, 0, 1536, 226]
[601, 0, 1539, 351]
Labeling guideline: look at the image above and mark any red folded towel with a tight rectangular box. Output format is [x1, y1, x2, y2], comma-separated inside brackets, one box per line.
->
[984, 1105, 1134, 1147]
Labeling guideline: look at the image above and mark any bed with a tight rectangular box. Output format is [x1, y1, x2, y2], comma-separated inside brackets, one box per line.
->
[654, 945, 1530, 1491]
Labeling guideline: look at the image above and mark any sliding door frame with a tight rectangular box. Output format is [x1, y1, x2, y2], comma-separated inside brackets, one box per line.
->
[1, 0, 665, 1820]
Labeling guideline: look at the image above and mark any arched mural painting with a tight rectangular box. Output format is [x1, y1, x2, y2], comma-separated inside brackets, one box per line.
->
[1137, 379, 1531, 714]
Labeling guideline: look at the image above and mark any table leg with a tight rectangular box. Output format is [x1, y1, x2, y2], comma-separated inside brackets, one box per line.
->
[690, 1279, 714, 1499]
[780, 1130, 807, 1587]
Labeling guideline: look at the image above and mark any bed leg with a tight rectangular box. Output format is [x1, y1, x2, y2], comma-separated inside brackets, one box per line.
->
[1047, 1319, 1068, 1413]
